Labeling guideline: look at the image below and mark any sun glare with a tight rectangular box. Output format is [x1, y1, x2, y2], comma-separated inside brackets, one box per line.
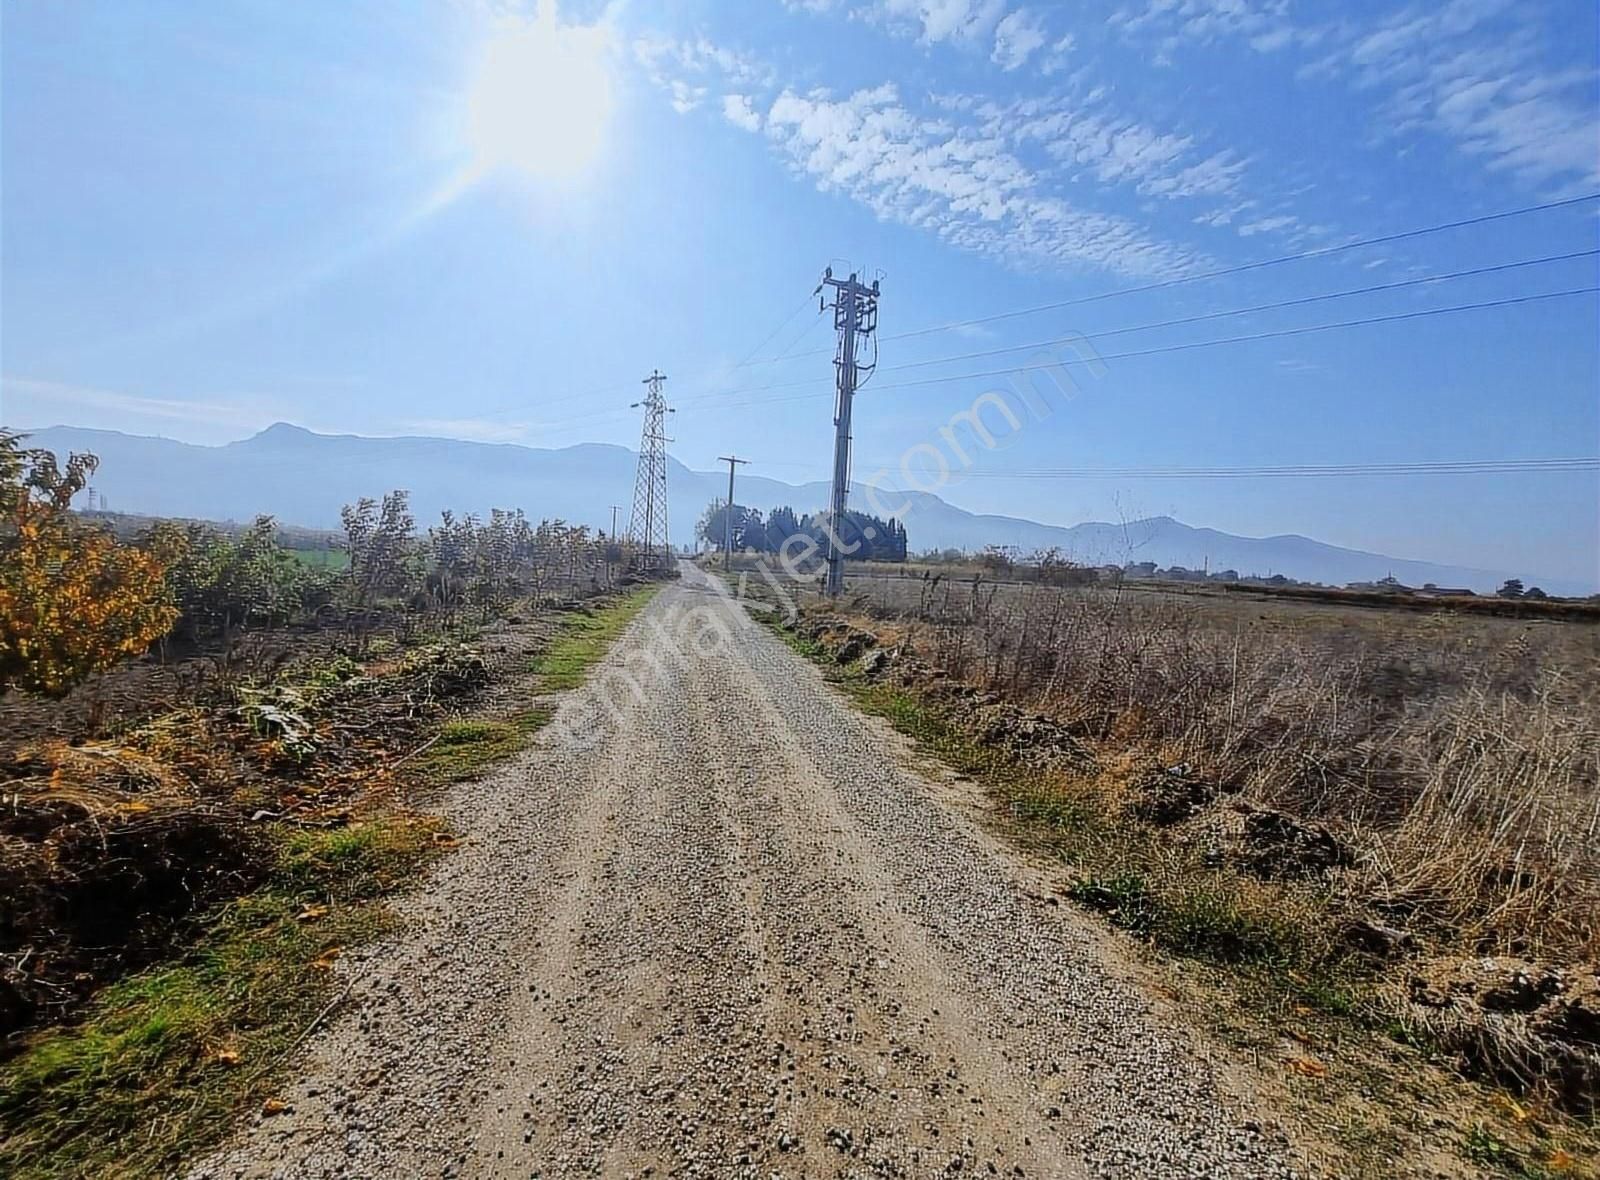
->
[466, 7, 613, 183]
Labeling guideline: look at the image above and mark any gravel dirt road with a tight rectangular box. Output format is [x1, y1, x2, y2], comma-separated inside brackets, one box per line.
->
[194, 566, 1310, 1179]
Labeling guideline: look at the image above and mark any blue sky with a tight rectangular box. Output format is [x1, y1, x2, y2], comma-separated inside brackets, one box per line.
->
[2, 0, 1597, 585]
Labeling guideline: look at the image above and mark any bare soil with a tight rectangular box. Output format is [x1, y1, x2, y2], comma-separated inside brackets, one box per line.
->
[0, 606, 572, 1046]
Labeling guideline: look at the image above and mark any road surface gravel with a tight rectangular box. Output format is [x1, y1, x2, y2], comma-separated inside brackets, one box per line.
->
[193, 565, 1309, 1179]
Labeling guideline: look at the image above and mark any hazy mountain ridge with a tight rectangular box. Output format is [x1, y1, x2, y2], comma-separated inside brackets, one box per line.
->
[21, 423, 1576, 595]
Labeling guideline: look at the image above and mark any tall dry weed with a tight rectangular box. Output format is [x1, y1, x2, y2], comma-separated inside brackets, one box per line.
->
[886, 581, 1600, 961]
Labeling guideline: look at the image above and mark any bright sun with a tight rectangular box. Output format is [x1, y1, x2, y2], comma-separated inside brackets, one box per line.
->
[466, 7, 613, 183]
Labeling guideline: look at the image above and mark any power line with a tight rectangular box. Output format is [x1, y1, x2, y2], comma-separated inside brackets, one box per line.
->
[465, 288, 829, 426]
[880, 249, 1598, 375]
[207, 282, 1598, 474]
[856, 286, 1600, 395]
[584, 283, 1598, 413]
[881, 191, 1600, 345]
[462, 195, 1599, 424]
[730, 293, 820, 368]
[765, 305, 829, 365]
[945, 458, 1600, 481]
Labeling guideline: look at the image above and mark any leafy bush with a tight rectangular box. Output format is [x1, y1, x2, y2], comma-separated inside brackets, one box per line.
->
[0, 431, 177, 697]
[141, 516, 329, 641]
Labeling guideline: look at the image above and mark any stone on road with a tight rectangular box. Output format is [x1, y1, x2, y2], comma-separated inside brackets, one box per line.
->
[194, 564, 1306, 1179]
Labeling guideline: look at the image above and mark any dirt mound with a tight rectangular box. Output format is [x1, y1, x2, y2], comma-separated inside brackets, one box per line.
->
[0, 638, 498, 1047]
[1131, 764, 1220, 825]
[0, 760, 268, 1041]
[966, 701, 1096, 769]
[1405, 958, 1599, 1113]
[792, 612, 1096, 772]
[1239, 808, 1350, 878]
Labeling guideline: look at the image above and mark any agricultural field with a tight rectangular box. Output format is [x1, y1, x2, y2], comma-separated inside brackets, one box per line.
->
[719, 552, 1600, 1145]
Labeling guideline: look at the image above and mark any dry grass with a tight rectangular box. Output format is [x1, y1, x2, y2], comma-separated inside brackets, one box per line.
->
[863, 576, 1600, 964]
[758, 570, 1600, 1142]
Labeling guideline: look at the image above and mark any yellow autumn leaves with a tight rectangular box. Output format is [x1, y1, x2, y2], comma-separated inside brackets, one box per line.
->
[1, 434, 179, 697]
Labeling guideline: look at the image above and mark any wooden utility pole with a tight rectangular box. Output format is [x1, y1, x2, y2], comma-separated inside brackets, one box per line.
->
[717, 455, 749, 572]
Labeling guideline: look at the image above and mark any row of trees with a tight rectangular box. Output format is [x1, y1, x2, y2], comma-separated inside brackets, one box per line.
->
[695, 502, 910, 563]
[0, 432, 613, 697]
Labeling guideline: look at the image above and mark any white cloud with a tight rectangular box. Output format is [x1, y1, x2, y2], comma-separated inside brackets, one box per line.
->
[1381, 43, 1600, 192]
[632, 33, 772, 91]
[1048, 116, 1193, 185]
[873, 0, 1006, 44]
[2, 375, 280, 430]
[668, 79, 705, 114]
[632, 25, 1250, 273]
[1237, 213, 1298, 236]
[722, 93, 763, 132]
[998, 100, 1252, 203]
[1117, 0, 1600, 193]
[1040, 32, 1076, 74]
[1249, 26, 1294, 52]
[992, 8, 1047, 71]
[762, 84, 1198, 275]
[1112, 0, 1297, 49]
[1143, 148, 1250, 198]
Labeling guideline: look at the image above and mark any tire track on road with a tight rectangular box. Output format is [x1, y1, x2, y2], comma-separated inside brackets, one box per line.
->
[195, 570, 1310, 1180]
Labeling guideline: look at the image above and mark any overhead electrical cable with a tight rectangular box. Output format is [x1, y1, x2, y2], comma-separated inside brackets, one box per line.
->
[416, 283, 1597, 439]
[945, 458, 1600, 480]
[881, 192, 1600, 345]
[463, 193, 1600, 422]
[879, 249, 1598, 375]
[559, 282, 1599, 416]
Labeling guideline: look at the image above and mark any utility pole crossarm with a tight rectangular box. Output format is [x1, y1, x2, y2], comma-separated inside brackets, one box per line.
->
[717, 455, 750, 573]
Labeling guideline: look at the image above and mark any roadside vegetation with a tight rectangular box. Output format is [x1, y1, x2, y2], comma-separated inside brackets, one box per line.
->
[0, 429, 662, 1177]
[0, 817, 445, 1180]
[721, 553, 1598, 1173]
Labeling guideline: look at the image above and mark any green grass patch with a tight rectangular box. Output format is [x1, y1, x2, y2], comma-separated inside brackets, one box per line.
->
[413, 587, 657, 785]
[286, 547, 349, 570]
[1460, 1124, 1571, 1179]
[530, 585, 658, 690]
[0, 589, 664, 1179]
[410, 709, 553, 785]
[0, 816, 445, 1180]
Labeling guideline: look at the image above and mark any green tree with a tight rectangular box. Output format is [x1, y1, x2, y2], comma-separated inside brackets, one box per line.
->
[342, 490, 416, 645]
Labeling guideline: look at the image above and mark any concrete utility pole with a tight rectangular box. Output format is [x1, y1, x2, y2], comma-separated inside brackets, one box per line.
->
[609, 505, 622, 541]
[817, 268, 881, 597]
[717, 455, 749, 573]
[627, 371, 674, 569]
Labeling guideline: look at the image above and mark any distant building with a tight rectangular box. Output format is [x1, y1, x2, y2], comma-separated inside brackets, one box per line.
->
[1345, 575, 1410, 593]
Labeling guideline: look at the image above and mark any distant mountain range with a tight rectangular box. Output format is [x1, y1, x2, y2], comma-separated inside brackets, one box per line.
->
[19, 423, 1575, 595]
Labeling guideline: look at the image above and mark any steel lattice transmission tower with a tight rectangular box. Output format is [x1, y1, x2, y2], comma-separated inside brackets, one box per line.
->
[818, 268, 881, 597]
[628, 369, 674, 569]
